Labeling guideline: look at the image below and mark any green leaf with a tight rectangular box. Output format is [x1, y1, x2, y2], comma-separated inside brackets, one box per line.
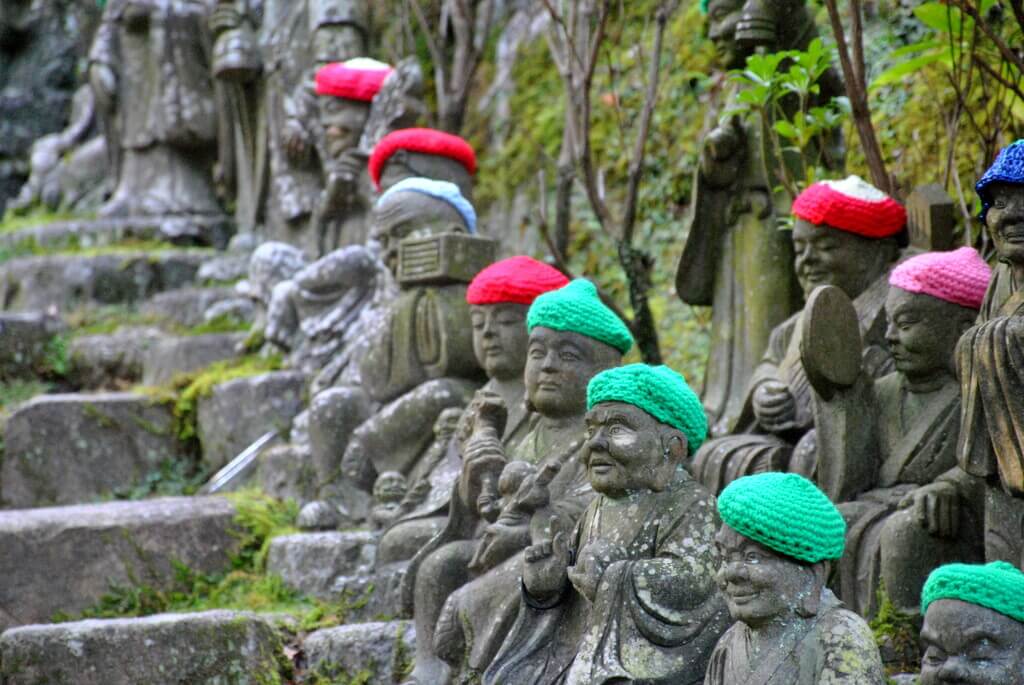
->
[774, 120, 799, 139]
[871, 52, 945, 87]
[913, 2, 970, 34]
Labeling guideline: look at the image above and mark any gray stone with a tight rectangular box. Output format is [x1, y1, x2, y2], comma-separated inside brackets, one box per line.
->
[258, 443, 316, 504]
[141, 332, 246, 386]
[0, 610, 283, 684]
[0, 497, 237, 629]
[1, 392, 189, 507]
[303, 620, 415, 685]
[197, 371, 306, 472]
[0, 312, 65, 380]
[198, 253, 250, 285]
[266, 531, 377, 600]
[68, 327, 163, 389]
[140, 286, 238, 328]
[329, 563, 407, 623]
[0, 217, 233, 251]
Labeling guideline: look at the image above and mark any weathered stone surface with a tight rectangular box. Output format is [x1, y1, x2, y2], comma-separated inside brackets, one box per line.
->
[0, 312, 65, 379]
[0, 610, 282, 684]
[0, 216, 233, 252]
[140, 285, 237, 328]
[0, 251, 210, 312]
[303, 620, 415, 685]
[197, 371, 306, 472]
[0, 497, 237, 629]
[258, 443, 316, 504]
[68, 327, 163, 388]
[141, 332, 246, 386]
[267, 532, 376, 600]
[197, 253, 250, 285]
[2, 393, 188, 507]
[329, 563, 407, 623]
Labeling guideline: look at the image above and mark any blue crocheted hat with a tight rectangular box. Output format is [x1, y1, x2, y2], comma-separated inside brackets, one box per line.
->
[527, 279, 634, 354]
[378, 177, 477, 233]
[922, 561, 1024, 623]
[718, 472, 847, 564]
[976, 139, 1024, 221]
[587, 364, 708, 451]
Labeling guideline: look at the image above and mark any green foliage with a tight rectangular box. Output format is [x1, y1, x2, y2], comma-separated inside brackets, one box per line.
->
[870, 583, 921, 674]
[38, 334, 69, 379]
[66, 304, 167, 336]
[184, 313, 250, 336]
[0, 207, 85, 234]
[113, 459, 209, 500]
[0, 380, 51, 420]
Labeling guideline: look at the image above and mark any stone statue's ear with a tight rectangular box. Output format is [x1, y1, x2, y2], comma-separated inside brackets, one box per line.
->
[660, 428, 688, 463]
[796, 563, 828, 617]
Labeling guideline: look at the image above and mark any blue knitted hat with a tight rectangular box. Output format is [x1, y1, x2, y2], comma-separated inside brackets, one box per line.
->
[527, 279, 634, 354]
[718, 472, 847, 564]
[922, 561, 1024, 623]
[587, 364, 707, 451]
[378, 177, 477, 233]
[976, 139, 1024, 221]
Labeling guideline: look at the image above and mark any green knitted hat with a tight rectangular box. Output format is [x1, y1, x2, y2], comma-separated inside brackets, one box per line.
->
[527, 279, 634, 354]
[587, 364, 707, 451]
[718, 472, 846, 564]
[921, 561, 1024, 623]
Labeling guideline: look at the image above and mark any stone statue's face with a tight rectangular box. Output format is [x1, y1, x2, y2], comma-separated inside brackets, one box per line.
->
[470, 303, 530, 381]
[792, 219, 891, 299]
[583, 402, 679, 498]
[319, 97, 370, 159]
[312, 24, 365, 65]
[985, 182, 1024, 267]
[885, 287, 973, 384]
[434, 407, 463, 441]
[920, 599, 1024, 685]
[524, 327, 621, 419]
[715, 524, 822, 628]
[369, 194, 466, 274]
[706, 0, 746, 69]
[373, 471, 407, 503]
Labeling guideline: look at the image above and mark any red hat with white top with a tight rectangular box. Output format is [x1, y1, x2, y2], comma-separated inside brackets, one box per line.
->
[315, 58, 393, 101]
[792, 175, 906, 239]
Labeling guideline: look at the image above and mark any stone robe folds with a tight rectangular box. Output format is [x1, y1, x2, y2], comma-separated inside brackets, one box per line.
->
[484, 474, 730, 685]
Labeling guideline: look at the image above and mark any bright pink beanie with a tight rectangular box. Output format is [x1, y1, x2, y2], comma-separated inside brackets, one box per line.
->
[466, 256, 569, 306]
[368, 128, 477, 191]
[889, 247, 991, 309]
[792, 175, 906, 239]
[315, 58, 393, 101]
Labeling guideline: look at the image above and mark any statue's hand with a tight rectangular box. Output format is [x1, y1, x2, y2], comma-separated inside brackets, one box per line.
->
[283, 121, 312, 164]
[567, 538, 627, 602]
[899, 481, 959, 539]
[753, 380, 798, 433]
[523, 523, 570, 603]
[89, 64, 117, 111]
[469, 390, 508, 437]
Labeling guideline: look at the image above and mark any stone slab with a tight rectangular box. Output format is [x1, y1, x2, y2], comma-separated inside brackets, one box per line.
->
[0, 610, 282, 684]
[329, 563, 407, 623]
[68, 327, 163, 389]
[266, 532, 377, 600]
[142, 332, 246, 386]
[0, 312, 65, 380]
[140, 286, 239, 328]
[0, 216, 233, 251]
[303, 620, 415, 685]
[0, 497, 238, 629]
[258, 443, 316, 504]
[1, 392, 189, 507]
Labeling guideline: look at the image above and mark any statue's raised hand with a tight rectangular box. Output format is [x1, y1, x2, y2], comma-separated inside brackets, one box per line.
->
[568, 538, 628, 602]
[282, 121, 311, 164]
[89, 64, 117, 111]
[899, 481, 959, 539]
[753, 379, 798, 433]
[523, 517, 570, 604]
[700, 116, 744, 188]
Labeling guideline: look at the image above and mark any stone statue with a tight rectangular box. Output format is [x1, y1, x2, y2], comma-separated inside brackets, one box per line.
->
[234, 240, 309, 333]
[485, 364, 730, 684]
[368, 127, 477, 200]
[677, 0, 844, 436]
[803, 250, 991, 617]
[401, 279, 632, 685]
[693, 176, 904, 495]
[919, 561, 1024, 685]
[370, 471, 409, 530]
[89, 0, 222, 218]
[705, 472, 885, 684]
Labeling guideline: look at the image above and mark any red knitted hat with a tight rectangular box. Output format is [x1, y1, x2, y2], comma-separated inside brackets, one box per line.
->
[792, 175, 906, 239]
[466, 256, 570, 306]
[315, 58, 393, 101]
[889, 247, 991, 309]
[368, 128, 477, 191]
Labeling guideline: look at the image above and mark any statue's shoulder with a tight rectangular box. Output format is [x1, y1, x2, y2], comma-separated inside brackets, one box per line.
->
[813, 604, 885, 682]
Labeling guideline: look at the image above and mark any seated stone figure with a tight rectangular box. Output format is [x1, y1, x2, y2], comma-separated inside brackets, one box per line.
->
[705, 472, 885, 684]
[402, 279, 632, 685]
[375, 256, 570, 565]
[485, 364, 730, 684]
[919, 561, 1024, 685]
[803, 248, 991, 617]
[693, 176, 905, 494]
[370, 471, 408, 530]
[368, 127, 477, 199]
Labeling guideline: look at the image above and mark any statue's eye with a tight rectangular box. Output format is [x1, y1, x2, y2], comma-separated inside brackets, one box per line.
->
[744, 551, 762, 564]
[994, 198, 1008, 209]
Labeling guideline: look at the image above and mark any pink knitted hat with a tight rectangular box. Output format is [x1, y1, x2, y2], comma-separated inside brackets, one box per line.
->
[792, 175, 906, 239]
[315, 58, 393, 101]
[466, 256, 569, 306]
[889, 247, 991, 309]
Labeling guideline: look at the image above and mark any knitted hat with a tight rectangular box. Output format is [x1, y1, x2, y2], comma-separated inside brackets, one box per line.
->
[792, 175, 907, 239]
[466, 256, 569, 306]
[527, 279, 634, 354]
[718, 472, 846, 564]
[315, 58, 393, 101]
[976, 139, 1024, 221]
[587, 364, 707, 451]
[889, 247, 991, 310]
[922, 561, 1024, 623]
[377, 177, 477, 233]
[368, 128, 477, 191]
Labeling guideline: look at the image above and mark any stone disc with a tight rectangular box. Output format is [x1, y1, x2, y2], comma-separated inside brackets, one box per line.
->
[800, 285, 862, 396]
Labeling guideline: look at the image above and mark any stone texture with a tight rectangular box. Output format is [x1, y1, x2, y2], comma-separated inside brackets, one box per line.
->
[0, 312, 65, 380]
[329, 563, 407, 623]
[68, 327, 163, 388]
[197, 253, 250, 285]
[266, 532, 377, 600]
[0, 216, 233, 252]
[303, 621, 415, 685]
[0, 497, 237, 629]
[258, 443, 316, 504]
[141, 332, 246, 386]
[1, 392, 189, 507]
[140, 286, 239, 328]
[0, 610, 283, 684]
[197, 370, 306, 472]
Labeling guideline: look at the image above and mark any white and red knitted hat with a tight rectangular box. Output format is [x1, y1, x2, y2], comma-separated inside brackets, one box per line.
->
[792, 175, 906, 239]
[315, 58, 393, 101]
[889, 246, 991, 310]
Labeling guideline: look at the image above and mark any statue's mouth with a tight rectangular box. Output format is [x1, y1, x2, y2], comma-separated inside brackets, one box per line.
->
[735, 15, 776, 50]
[1000, 226, 1024, 242]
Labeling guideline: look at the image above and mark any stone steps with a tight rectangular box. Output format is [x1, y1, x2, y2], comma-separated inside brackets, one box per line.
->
[0, 216, 233, 252]
[0, 312, 65, 380]
[303, 620, 416, 685]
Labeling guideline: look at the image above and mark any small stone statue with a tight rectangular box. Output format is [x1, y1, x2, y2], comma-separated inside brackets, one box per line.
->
[368, 127, 477, 199]
[403, 279, 631, 685]
[233, 241, 309, 331]
[705, 472, 885, 684]
[919, 561, 1024, 685]
[485, 364, 730, 684]
[803, 249, 991, 617]
[693, 176, 905, 495]
[370, 471, 408, 530]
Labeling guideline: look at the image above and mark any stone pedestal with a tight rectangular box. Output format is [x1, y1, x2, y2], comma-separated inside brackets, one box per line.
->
[303, 620, 416, 685]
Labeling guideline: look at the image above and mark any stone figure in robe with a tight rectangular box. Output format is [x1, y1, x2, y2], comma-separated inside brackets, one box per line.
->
[705, 472, 885, 684]
[485, 364, 731, 685]
[400, 279, 631, 685]
[692, 176, 904, 495]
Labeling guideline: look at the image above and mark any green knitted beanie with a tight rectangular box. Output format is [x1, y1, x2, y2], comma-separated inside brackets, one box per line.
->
[527, 279, 634, 354]
[587, 364, 707, 451]
[921, 561, 1024, 623]
[718, 472, 846, 564]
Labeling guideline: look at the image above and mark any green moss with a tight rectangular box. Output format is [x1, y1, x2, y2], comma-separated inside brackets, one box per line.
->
[184, 314, 250, 337]
[0, 207, 87, 234]
[66, 304, 169, 337]
[870, 583, 921, 674]
[0, 380, 51, 419]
